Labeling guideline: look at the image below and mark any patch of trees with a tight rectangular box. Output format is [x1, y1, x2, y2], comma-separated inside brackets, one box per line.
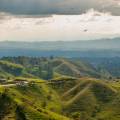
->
[15, 105, 26, 120]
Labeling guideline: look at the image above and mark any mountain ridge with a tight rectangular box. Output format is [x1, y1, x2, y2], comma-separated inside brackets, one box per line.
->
[0, 37, 120, 50]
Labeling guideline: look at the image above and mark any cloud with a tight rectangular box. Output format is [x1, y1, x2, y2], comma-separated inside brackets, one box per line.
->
[78, 9, 112, 22]
[0, 12, 12, 20]
[0, 0, 120, 15]
[0, 9, 120, 41]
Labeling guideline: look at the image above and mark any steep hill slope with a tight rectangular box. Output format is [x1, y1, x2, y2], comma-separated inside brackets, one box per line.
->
[0, 82, 70, 120]
[80, 57, 120, 78]
[1, 57, 101, 79]
[0, 76, 120, 120]
[50, 77, 120, 120]
[0, 60, 36, 79]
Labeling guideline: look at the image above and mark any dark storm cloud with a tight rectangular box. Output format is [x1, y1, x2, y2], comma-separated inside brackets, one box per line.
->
[0, 0, 120, 15]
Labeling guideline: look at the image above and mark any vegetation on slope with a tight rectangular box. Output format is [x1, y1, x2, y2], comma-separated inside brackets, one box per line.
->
[0, 57, 120, 120]
[0, 76, 120, 120]
[49, 77, 120, 120]
[1, 57, 101, 80]
[0, 81, 70, 120]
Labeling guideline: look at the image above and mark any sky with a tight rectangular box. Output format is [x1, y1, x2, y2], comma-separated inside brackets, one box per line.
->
[0, 0, 120, 41]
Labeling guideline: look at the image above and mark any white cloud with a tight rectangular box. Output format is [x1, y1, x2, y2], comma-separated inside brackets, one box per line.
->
[118, 1, 120, 6]
[0, 9, 120, 41]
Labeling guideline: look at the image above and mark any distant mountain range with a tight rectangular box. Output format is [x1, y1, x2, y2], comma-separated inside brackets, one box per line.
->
[0, 37, 120, 57]
[1, 37, 120, 50]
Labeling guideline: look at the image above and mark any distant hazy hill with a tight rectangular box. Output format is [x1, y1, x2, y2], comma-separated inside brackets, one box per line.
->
[0, 37, 120, 57]
[0, 37, 120, 50]
[80, 57, 120, 78]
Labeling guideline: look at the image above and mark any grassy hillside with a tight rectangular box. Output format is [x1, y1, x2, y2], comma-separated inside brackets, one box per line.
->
[49, 77, 120, 120]
[0, 57, 120, 120]
[0, 60, 39, 79]
[1, 57, 101, 79]
[0, 80, 70, 120]
[0, 60, 24, 76]
[80, 57, 120, 78]
[0, 76, 120, 120]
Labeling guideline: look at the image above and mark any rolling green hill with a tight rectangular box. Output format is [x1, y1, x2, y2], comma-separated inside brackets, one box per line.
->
[0, 76, 120, 120]
[0, 57, 120, 120]
[0, 60, 36, 79]
[1, 57, 101, 79]
[49, 77, 120, 120]
[0, 81, 70, 120]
